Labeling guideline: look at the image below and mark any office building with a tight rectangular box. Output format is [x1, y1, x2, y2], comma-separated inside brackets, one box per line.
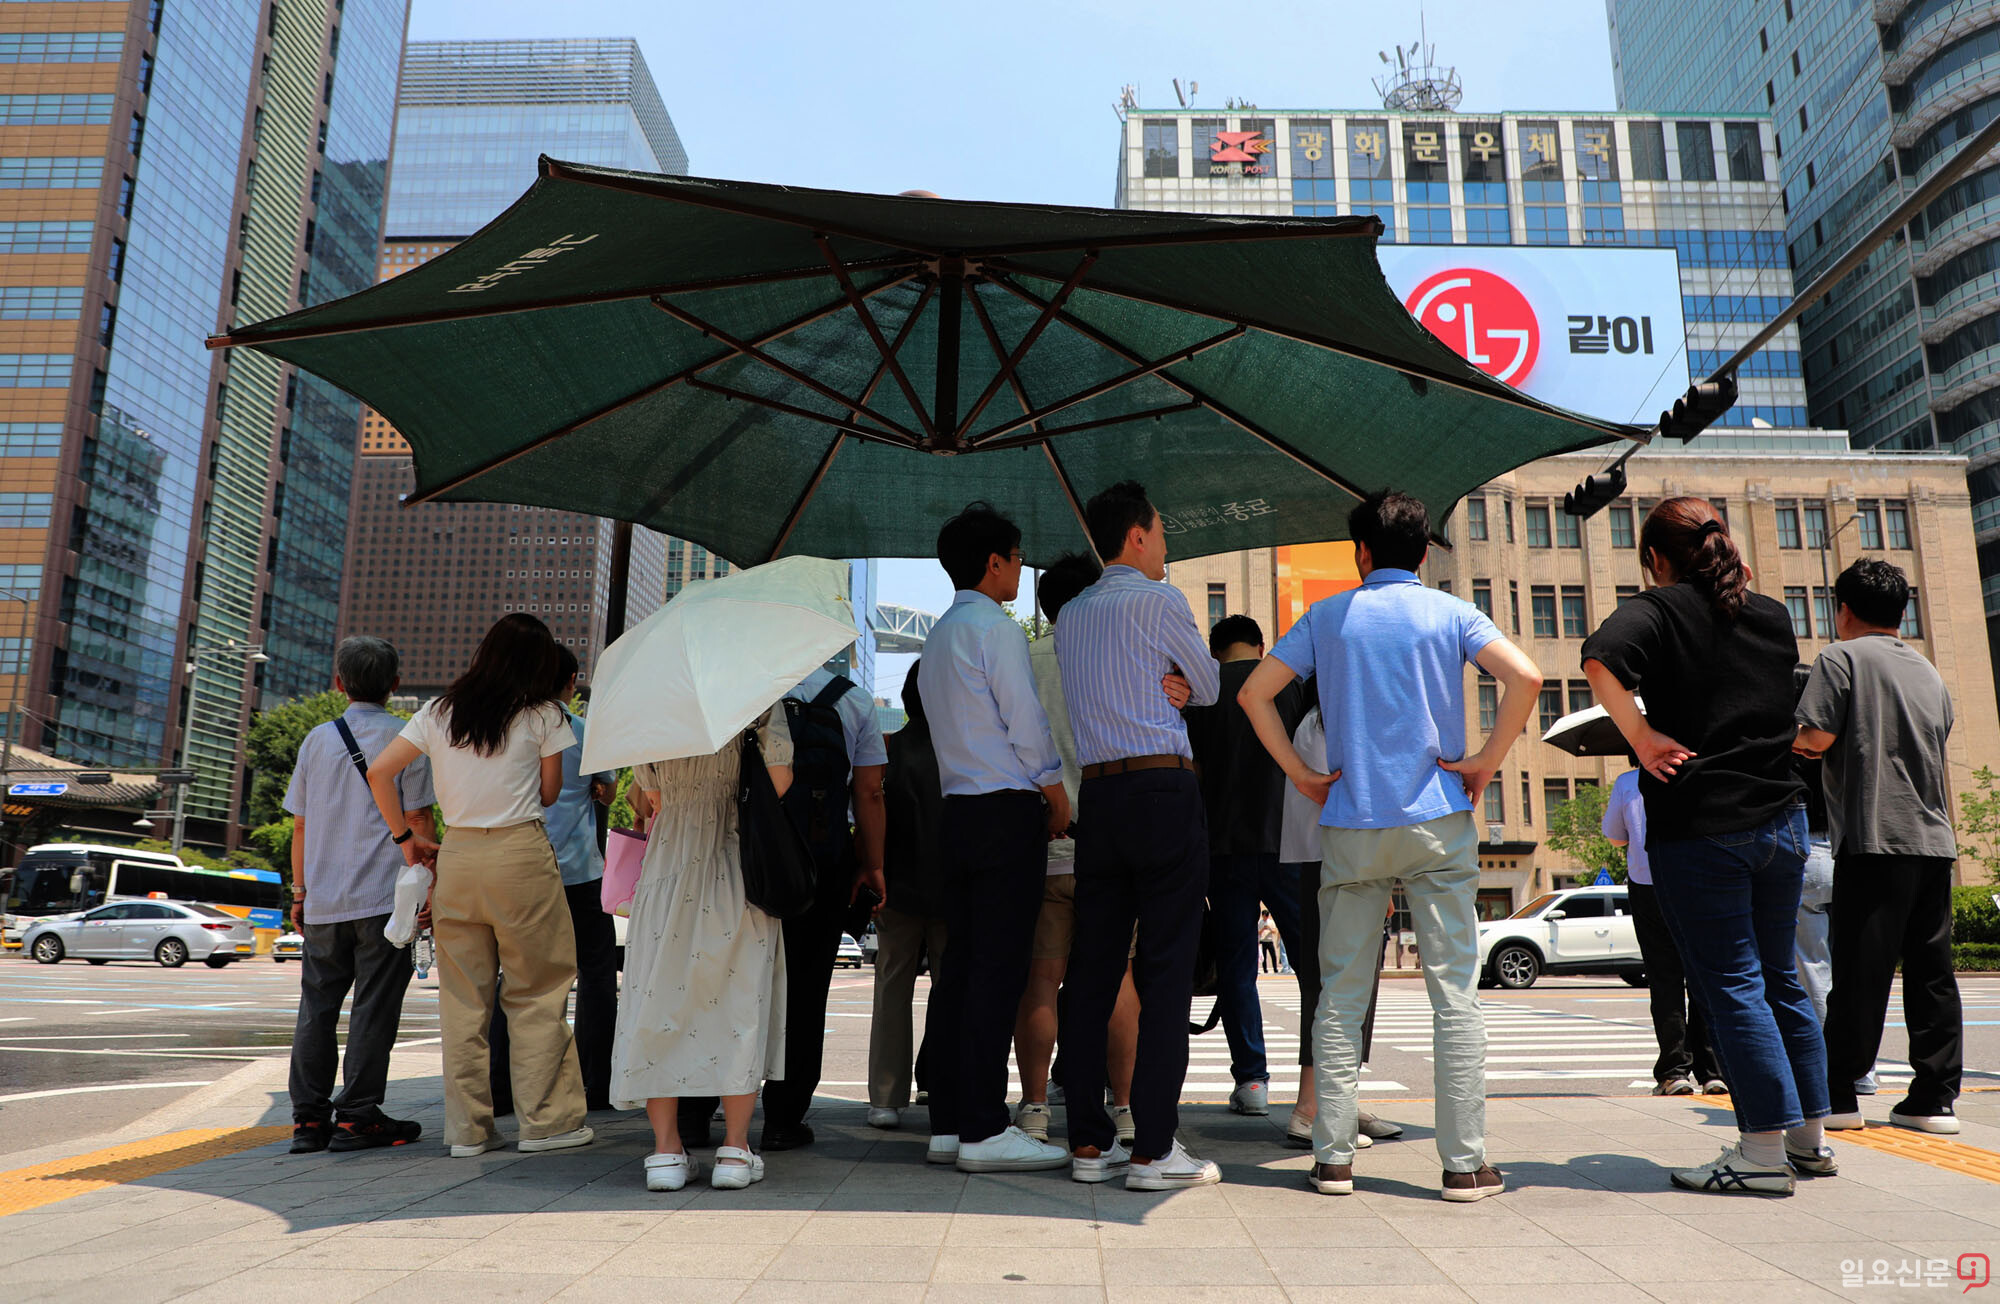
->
[0, 0, 404, 841]
[1607, 0, 2000, 692]
[339, 39, 684, 694]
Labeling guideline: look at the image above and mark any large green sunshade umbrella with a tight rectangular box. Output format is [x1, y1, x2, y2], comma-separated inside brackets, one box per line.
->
[211, 160, 1638, 565]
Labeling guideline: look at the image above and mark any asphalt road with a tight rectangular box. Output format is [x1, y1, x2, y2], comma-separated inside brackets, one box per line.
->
[2, 950, 1995, 1157]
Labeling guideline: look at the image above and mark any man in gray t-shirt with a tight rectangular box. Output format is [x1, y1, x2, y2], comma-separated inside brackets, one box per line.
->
[1795, 559, 1963, 1134]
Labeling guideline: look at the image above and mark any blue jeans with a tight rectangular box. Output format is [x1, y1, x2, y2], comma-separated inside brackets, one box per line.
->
[1649, 805, 1829, 1134]
[1208, 853, 1307, 1085]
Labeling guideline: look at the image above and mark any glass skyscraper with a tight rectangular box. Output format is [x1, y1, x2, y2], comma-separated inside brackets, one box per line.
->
[1608, 0, 2000, 679]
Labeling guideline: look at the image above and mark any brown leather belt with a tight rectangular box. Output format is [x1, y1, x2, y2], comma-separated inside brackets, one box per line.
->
[1080, 754, 1193, 780]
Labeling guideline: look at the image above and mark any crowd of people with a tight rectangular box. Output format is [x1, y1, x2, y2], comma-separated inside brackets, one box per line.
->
[280, 484, 1964, 1203]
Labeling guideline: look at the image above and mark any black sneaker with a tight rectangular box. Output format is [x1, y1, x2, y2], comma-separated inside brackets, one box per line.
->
[327, 1116, 423, 1151]
[291, 1120, 331, 1154]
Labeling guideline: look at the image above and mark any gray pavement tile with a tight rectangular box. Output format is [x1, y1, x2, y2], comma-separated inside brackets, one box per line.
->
[357, 1270, 578, 1303]
[790, 1212, 950, 1246]
[1097, 1246, 1277, 1286]
[638, 1210, 812, 1243]
[335, 1213, 524, 1238]
[1525, 1213, 1727, 1247]
[760, 1243, 939, 1282]
[549, 1275, 748, 1304]
[594, 1240, 781, 1278]
[1104, 1287, 1287, 1304]
[1366, 1210, 1564, 1247]
[484, 1209, 663, 1241]
[942, 1212, 1100, 1247]
[535, 1181, 701, 1213]
[820, 1188, 963, 1213]
[1815, 1208, 2000, 1243]
[1281, 1288, 1474, 1304]
[1578, 1240, 1796, 1283]
[1242, 1216, 1414, 1248]
[1742, 1237, 1956, 1286]
[673, 1189, 829, 1213]
[1421, 1244, 1624, 1285]
[425, 1235, 625, 1275]
[1216, 1182, 1402, 1218]
[928, 1246, 1104, 1285]
[1461, 1286, 1656, 1304]
[1092, 1185, 1237, 1220]
[173, 1267, 411, 1304]
[735, 1283, 926, 1304]
[1666, 1207, 1906, 1245]
[927, 1286, 1108, 1304]
[1094, 1216, 1253, 1247]
[1257, 1246, 1455, 1286]
[200, 1214, 355, 1243]
[1638, 1282, 1848, 1302]
[7, 1243, 162, 1288]
[266, 1234, 467, 1269]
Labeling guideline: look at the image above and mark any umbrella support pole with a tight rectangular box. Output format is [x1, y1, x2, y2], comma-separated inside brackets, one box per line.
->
[605, 520, 633, 641]
[931, 261, 964, 452]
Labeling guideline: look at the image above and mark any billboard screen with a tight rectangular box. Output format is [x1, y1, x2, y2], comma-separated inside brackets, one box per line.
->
[1275, 542, 1362, 636]
[1376, 246, 1688, 426]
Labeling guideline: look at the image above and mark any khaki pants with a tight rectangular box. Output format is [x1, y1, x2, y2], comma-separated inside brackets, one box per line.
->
[433, 822, 586, 1147]
[868, 905, 947, 1109]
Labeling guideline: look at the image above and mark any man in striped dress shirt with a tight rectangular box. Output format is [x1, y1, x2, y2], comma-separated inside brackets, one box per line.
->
[1054, 480, 1223, 1190]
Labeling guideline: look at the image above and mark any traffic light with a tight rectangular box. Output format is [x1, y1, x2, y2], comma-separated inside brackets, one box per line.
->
[1658, 374, 1739, 443]
[1562, 464, 1627, 520]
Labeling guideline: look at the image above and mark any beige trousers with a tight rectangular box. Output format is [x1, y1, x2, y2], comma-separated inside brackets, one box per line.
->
[433, 822, 586, 1147]
[867, 906, 948, 1109]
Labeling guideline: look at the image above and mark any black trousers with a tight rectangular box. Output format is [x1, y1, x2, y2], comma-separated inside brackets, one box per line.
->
[288, 912, 414, 1124]
[759, 872, 851, 1131]
[1061, 769, 1208, 1158]
[489, 878, 620, 1112]
[1290, 860, 1382, 1069]
[1825, 854, 1963, 1115]
[1627, 881, 1725, 1086]
[924, 789, 1047, 1143]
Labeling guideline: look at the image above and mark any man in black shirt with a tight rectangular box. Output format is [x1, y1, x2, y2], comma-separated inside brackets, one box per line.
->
[1184, 615, 1307, 1117]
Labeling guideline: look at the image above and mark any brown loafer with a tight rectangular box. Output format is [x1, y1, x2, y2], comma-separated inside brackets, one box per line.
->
[1309, 1161, 1354, 1195]
[1441, 1164, 1505, 1203]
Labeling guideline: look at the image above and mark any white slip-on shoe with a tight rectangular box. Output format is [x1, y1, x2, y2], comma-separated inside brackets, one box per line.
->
[1109, 1105, 1136, 1145]
[1070, 1141, 1130, 1184]
[926, 1134, 960, 1165]
[1126, 1139, 1222, 1191]
[1854, 1072, 1879, 1095]
[1669, 1144, 1795, 1196]
[448, 1135, 504, 1158]
[1824, 1110, 1866, 1130]
[710, 1145, 765, 1189]
[1228, 1079, 1270, 1116]
[518, 1125, 594, 1153]
[644, 1150, 697, 1191]
[867, 1107, 900, 1130]
[956, 1125, 1070, 1173]
[1890, 1107, 1961, 1134]
[1015, 1102, 1052, 1141]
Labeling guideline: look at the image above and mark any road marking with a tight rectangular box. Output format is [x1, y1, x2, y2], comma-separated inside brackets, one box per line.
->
[0, 1033, 191, 1041]
[0, 1080, 214, 1104]
[0, 1046, 263, 1060]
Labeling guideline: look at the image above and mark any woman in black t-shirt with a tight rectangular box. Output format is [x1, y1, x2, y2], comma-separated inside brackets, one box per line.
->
[1580, 497, 1830, 1196]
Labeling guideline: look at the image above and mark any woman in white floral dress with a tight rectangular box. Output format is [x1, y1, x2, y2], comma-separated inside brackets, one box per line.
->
[611, 704, 791, 1191]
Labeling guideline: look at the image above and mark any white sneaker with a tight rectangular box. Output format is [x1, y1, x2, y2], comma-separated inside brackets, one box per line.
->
[926, 1134, 960, 1165]
[867, 1107, 900, 1130]
[956, 1125, 1070, 1173]
[1071, 1140, 1131, 1183]
[1229, 1080, 1270, 1116]
[710, 1145, 764, 1189]
[1015, 1102, 1052, 1141]
[518, 1125, 594, 1153]
[449, 1135, 504, 1158]
[1825, 1110, 1865, 1130]
[644, 1150, 697, 1191]
[1890, 1107, 1961, 1134]
[1854, 1072, 1879, 1095]
[1126, 1139, 1222, 1191]
[1109, 1105, 1136, 1145]
[1668, 1143, 1795, 1196]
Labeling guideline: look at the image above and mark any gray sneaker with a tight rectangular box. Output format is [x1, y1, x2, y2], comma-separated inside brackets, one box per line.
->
[1786, 1143, 1838, 1177]
[1228, 1079, 1270, 1116]
[1669, 1144, 1795, 1196]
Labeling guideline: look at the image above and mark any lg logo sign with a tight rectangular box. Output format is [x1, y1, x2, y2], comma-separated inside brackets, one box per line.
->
[1405, 268, 1540, 386]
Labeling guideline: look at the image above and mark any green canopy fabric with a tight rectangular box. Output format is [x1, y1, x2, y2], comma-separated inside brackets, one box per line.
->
[214, 159, 1639, 565]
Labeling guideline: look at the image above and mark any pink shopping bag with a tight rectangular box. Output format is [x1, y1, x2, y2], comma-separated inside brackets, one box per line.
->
[601, 821, 649, 916]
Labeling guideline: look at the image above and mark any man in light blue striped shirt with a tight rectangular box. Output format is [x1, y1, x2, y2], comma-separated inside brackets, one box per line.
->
[1054, 480, 1223, 1191]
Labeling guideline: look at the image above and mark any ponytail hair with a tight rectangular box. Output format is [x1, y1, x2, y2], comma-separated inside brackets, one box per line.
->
[1640, 497, 1749, 619]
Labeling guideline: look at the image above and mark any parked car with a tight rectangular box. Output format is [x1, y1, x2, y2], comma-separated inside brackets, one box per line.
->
[22, 901, 256, 969]
[272, 931, 304, 962]
[1476, 886, 1644, 990]
[836, 933, 865, 969]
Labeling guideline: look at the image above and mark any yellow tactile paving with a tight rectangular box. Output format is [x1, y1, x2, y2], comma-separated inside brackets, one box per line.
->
[0, 1125, 288, 1217]
[1832, 1123, 2000, 1184]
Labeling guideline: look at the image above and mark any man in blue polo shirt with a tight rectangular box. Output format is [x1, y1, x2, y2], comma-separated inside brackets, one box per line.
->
[1240, 489, 1542, 1204]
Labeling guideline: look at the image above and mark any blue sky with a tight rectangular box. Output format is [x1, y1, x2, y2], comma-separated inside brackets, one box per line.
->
[407, 0, 1623, 698]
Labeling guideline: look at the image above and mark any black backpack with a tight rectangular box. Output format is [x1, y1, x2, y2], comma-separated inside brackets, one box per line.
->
[781, 675, 856, 871]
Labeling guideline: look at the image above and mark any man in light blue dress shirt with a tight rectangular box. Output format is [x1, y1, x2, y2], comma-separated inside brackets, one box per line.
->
[1054, 480, 1223, 1191]
[921, 502, 1073, 1175]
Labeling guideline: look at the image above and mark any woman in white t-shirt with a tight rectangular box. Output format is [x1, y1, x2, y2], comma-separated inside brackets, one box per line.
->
[366, 613, 591, 1158]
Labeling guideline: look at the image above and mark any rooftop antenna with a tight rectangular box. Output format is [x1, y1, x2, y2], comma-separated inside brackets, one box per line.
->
[1173, 78, 1186, 107]
[1373, 10, 1462, 112]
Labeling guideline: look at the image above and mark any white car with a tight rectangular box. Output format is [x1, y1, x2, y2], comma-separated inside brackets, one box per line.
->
[1476, 886, 1643, 990]
[836, 933, 865, 969]
[23, 901, 256, 969]
[272, 930, 304, 962]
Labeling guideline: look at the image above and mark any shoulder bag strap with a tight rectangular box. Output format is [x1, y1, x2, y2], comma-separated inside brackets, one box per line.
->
[331, 718, 371, 783]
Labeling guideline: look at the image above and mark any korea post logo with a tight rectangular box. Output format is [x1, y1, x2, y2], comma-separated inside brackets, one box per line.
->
[1404, 269, 1540, 386]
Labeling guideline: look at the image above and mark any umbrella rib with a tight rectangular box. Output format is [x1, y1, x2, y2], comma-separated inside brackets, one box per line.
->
[973, 402, 1206, 452]
[965, 324, 1246, 448]
[984, 258, 1636, 441]
[814, 234, 936, 441]
[966, 282, 1041, 423]
[651, 296, 923, 446]
[954, 253, 1096, 443]
[206, 257, 923, 351]
[403, 278, 915, 505]
[1040, 442, 1101, 563]
[976, 215, 1383, 257]
[984, 275, 1374, 506]
[768, 436, 846, 561]
[683, 378, 919, 451]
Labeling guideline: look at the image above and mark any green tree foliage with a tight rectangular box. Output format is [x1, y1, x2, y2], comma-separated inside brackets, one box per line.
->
[1542, 782, 1627, 886]
[1957, 766, 2000, 885]
[244, 689, 348, 828]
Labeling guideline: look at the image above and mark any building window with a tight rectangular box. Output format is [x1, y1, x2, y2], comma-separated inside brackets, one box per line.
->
[1522, 775, 1534, 826]
[1142, 119, 1178, 178]
[1538, 684, 1563, 732]
[1478, 679, 1498, 731]
[0, 492, 53, 528]
[1531, 586, 1557, 639]
[1857, 500, 1883, 550]
[1521, 119, 1567, 246]
[0, 93, 114, 125]
[1561, 586, 1588, 639]
[1555, 510, 1581, 548]
[1484, 780, 1505, 824]
[1803, 501, 1828, 549]
[1725, 123, 1765, 181]
[1207, 582, 1226, 629]
[1508, 580, 1520, 635]
[1347, 118, 1396, 240]
[0, 156, 103, 188]
[1901, 590, 1924, 639]
[1629, 121, 1669, 180]
[1503, 497, 1516, 542]
[1609, 505, 1635, 548]
[1785, 587, 1811, 637]
[1676, 122, 1716, 180]
[0, 355, 71, 386]
[1472, 579, 1492, 618]
[0, 287, 82, 320]
[1887, 501, 1911, 549]
[1814, 586, 1835, 637]
[1567, 680, 1593, 715]
[1616, 584, 1639, 605]
[0, 220, 92, 253]
[1776, 501, 1801, 548]
[1466, 495, 1488, 540]
[1545, 778, 1572, 813]
[1526, 503, 1551, 548]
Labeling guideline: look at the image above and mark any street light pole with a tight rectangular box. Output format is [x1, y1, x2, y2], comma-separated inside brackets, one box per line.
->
[1814, 510, 1863, 640]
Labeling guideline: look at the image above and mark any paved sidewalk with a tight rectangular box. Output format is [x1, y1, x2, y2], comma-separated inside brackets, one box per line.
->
[2, 1041, 1997, 1303]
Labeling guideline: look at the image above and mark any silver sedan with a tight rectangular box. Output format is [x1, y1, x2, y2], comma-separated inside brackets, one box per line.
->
[23, 901, 256, 969]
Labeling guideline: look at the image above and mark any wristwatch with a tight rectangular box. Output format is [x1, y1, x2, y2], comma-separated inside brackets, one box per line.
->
[392, 828, 414, 845]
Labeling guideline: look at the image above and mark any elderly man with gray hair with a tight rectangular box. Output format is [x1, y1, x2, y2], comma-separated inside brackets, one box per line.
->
[284, 636, 437, 1154]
